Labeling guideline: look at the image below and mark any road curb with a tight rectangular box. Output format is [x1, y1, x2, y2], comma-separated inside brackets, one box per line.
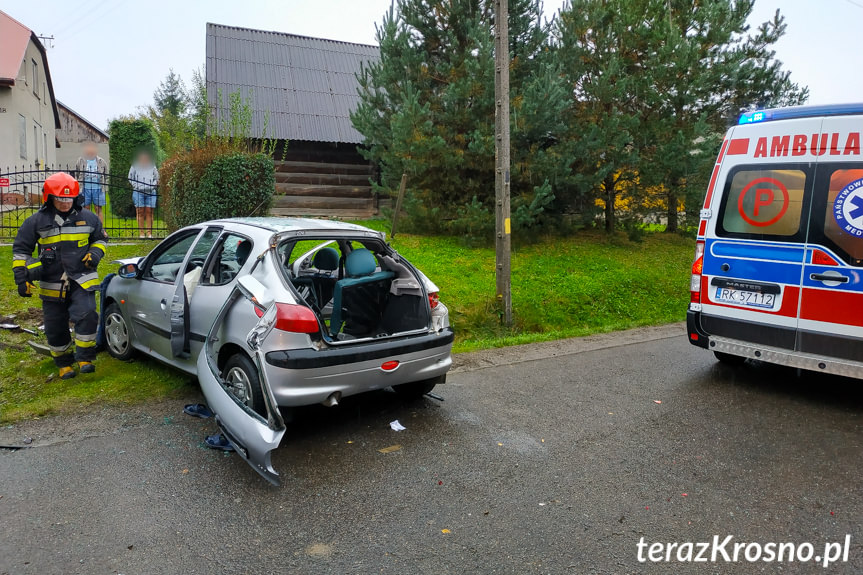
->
[450, 322, 686, 374]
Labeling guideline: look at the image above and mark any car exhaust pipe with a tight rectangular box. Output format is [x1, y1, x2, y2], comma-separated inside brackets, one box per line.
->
[322, 391, 341, 407]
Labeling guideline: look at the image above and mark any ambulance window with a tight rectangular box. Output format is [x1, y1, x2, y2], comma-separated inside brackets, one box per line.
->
[809, 165, 863, 266]
[718, 167, 808, 241]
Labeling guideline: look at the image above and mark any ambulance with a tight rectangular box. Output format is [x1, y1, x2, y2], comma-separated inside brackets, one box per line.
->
[687, 103, 863, 377]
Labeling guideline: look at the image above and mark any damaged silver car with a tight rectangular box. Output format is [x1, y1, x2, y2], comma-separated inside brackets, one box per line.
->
[103, 218, 454, 483]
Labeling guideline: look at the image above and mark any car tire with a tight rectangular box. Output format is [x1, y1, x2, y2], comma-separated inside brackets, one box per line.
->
[714, 351, 746, 366]
[222, 353, 266, 415]
[392, 375, 444, 400]
[104, 303, 134, 361]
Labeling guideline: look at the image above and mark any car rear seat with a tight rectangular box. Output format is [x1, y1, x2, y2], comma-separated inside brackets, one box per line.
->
[293, 247, 340, 312]
[330, 248, 394, 337]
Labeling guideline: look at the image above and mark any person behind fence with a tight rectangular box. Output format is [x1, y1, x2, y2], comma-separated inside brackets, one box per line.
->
[12, 172, 106, 380]
[128, 150, 159, 239]
[75, 141, 108, 224]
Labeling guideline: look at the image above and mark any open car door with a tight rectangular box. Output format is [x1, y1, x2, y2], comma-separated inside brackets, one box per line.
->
[197, 276, 286, 485]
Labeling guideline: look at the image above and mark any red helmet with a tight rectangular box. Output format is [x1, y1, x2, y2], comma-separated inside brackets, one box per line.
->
[43, 172, 80, 203]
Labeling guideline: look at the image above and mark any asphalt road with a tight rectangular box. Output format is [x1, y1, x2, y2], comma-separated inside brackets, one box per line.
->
[1, 324, 862, 575]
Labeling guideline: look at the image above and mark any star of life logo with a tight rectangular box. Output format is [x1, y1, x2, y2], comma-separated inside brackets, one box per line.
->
[833, 178, 863, 237]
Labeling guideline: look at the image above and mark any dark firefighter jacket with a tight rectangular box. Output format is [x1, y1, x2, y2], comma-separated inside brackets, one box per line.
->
[12, 197, 106, 301]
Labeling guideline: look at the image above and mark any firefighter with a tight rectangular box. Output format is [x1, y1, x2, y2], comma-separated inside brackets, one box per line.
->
[12, 172, 106, 379]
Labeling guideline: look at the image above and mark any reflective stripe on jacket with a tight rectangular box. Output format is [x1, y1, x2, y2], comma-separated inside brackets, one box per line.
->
[12, 201, 107, 300]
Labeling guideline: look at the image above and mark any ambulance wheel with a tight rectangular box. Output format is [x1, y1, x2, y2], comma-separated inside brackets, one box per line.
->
[714, 351, 746, 366]
[104, 303, 134, 361]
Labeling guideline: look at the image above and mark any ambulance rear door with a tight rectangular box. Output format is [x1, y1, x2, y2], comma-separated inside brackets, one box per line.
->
[701, 117, 820, 350]
[797, 116, 863, 362]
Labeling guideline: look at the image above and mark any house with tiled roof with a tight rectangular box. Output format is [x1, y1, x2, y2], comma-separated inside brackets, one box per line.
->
[0, 9, 61, 169]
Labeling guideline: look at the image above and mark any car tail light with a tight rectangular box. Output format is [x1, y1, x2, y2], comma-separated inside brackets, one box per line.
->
[428, 291, 440, 309]
[690, 240, 705, 303]
[253, 302, 320, 333]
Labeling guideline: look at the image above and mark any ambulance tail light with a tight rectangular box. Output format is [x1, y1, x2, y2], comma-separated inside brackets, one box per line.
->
[690, 241, 705, 303]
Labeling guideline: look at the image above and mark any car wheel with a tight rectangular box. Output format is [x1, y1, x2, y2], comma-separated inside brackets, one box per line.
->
[222, 353, 266, 415]
[392, 375, 444, 400]
[104, 303, 134, 361]
[714, 351, 746, 366]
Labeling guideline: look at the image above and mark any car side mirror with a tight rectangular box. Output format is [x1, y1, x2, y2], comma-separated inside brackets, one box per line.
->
[238, 276, 273, 310]
[118, 263, 139, 279]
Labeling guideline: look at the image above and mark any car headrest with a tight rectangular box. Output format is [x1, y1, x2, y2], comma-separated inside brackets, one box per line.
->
[345, 248, 377, 277]
[313, 247, 340, 271]
[235, 240, 252, 266]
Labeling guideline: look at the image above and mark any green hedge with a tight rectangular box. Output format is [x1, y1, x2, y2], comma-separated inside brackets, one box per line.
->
[163, 148, 274, 231]
[107, 119, 162, 218]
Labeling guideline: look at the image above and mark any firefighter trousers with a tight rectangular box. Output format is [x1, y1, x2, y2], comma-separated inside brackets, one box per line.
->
[42, 282, 98, 368]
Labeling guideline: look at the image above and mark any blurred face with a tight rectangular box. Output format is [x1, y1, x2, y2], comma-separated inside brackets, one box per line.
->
[83, 142, 97, 158]
[51, 195, 74, 212]
[136, 152, 152, 166]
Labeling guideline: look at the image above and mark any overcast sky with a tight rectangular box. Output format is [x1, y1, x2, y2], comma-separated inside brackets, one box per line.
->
[3, 0, 861, 130]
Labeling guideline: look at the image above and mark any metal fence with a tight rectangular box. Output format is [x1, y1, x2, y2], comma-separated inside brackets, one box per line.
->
[0, 164, 168, 241]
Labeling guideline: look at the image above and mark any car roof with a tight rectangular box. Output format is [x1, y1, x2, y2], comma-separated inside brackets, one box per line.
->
[209, 217, 380, 235]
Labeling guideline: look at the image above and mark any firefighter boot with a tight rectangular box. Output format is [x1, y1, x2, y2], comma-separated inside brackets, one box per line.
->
[59, 366, 77, 380]
[79, 361, 95, 374]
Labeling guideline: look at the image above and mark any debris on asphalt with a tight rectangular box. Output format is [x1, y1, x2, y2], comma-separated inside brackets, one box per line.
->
[497, 442, 503, 446]
[22, 437, 32, 445]
[183, 404, 214, 419]
[378, 444, 402, 454]
[425, 391, 444, 401]
[389, 420, 406, 431]
[653, 400, 662, 404]
[441, 529, 451, 534]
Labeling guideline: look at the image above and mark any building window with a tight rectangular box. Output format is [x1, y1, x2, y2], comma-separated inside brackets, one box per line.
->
[43, 132, 48, 163]
[33, 124, 39, 162]
[19, 115, 27, 159]
[32, 60, 39, 98]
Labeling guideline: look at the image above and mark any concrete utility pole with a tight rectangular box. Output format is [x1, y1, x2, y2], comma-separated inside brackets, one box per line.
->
[493, 0, 512, 326]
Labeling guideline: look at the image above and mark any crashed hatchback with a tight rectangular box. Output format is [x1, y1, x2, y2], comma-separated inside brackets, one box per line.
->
[102, 217, 454, 484]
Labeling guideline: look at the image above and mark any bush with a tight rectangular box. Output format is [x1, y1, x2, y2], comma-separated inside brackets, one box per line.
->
[161, 142, 275, 230]
[108, 119, 162, 218]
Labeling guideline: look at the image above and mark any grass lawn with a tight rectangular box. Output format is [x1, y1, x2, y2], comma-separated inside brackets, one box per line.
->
[0, 224, 693, 423]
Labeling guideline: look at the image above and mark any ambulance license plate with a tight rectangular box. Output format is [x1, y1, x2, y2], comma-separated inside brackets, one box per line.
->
[714, 288, 776, 309]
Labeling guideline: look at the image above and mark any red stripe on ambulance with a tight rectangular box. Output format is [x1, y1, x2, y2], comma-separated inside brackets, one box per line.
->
[702, 139, 728, 209]
[800, 288, 863, 327]
[726, 138, 749, 155]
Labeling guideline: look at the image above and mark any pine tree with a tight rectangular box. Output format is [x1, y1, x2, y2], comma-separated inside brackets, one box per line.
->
[153, 69, 187, 117]
[555, 0, 808, 233]
[352, 0, 568, 234]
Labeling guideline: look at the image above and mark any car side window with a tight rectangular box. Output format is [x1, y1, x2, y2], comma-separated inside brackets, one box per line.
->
[203, 234, 253, 286]
[718, 165, 810, 242]
[809, 164, 863, 266]
[143, 232, 198, 283]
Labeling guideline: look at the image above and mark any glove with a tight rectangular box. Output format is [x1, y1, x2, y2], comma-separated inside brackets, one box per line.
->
[82, 251, 101, 270]
[17, 282, 34, 297]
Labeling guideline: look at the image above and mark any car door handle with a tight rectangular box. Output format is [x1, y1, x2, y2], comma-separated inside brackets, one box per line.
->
[160, 298, 168, 310]
[810, 273, 849, 283]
